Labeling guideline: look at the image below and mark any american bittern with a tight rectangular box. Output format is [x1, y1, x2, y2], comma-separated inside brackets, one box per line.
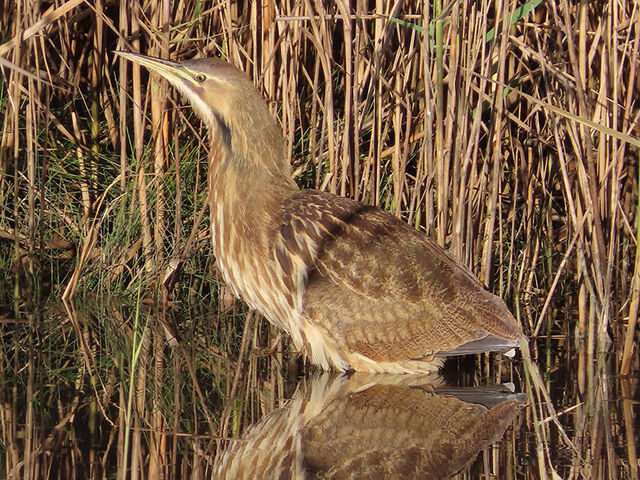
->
[116, 51, 523, 374]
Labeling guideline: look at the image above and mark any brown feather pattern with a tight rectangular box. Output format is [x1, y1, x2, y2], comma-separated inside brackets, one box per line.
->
[275, 190, 520, 371]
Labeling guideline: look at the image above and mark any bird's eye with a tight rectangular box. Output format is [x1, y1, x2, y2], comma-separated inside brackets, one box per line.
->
[195, 73, 206, 83]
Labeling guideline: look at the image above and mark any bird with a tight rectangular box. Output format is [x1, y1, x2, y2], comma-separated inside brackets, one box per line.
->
[115, 51, 524, 374]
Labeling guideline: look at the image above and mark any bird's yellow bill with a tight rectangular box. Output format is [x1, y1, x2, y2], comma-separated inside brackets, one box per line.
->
[114, 51, 198, 87]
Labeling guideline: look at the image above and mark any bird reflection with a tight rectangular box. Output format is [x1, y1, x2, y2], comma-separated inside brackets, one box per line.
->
[214, 372, 525, 479]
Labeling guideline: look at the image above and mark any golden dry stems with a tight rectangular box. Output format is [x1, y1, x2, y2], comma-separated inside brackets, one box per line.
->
[0, 1, 638, 478]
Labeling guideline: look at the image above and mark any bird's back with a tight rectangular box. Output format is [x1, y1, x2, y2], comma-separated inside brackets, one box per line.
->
[273, 189, 521, 373]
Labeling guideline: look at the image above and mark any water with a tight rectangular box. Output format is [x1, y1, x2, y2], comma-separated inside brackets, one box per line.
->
[0, 302, 638, 479]
[215, 373, 525, 479]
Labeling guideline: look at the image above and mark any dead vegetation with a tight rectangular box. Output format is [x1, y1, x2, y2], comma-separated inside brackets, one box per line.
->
[0, 0, 638, 478]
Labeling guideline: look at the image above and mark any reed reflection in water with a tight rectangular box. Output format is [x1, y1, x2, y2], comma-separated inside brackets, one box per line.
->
[1, 303, 637, 479]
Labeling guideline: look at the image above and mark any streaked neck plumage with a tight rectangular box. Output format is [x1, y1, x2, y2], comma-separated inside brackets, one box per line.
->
[205, 90, 298, 318]
[199, 78, 297, 196]
[206, 94, 298, 246]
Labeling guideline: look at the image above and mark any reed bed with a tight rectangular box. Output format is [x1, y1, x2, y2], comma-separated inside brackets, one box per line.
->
[0, 0, 638, 478]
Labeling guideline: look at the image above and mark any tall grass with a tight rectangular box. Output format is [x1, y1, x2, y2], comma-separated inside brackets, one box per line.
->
[0, 0, 638, 478]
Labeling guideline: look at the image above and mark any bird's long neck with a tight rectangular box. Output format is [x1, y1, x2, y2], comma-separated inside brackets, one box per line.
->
[208, 139, 294, 237]
[207, 113, 297, 306]
[207, 111, 297, 237]
[208, 86, 297, 197]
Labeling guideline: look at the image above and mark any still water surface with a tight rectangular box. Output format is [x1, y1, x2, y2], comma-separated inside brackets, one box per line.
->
[215, 372, 525, 478]
[0, 303, 637, 479]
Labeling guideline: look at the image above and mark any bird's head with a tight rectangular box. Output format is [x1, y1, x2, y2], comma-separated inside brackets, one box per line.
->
[115, 51, 290, 181]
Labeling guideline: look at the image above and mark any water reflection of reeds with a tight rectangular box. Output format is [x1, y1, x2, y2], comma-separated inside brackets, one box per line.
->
[1, 303, 637, 478]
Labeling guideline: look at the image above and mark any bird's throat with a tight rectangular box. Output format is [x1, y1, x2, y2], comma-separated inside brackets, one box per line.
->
[208, 133, 297, 262]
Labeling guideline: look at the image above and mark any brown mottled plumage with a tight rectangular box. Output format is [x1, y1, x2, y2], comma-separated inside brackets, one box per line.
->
[115, 51, 524, 373]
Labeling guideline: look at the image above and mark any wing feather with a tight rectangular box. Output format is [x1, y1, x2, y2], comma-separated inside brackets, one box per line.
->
[276, 190, 520, 363]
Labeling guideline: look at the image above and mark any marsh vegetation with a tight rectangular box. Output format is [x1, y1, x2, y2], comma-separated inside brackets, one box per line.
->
[0, 0, 638, 478]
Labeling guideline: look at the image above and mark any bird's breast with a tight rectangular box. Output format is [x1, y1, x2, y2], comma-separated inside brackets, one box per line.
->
[209, 187, 298, 334]
[207, 164, 353, 371]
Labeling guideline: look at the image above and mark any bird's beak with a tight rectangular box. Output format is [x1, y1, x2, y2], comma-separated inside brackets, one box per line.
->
[114, 51, 198, 88]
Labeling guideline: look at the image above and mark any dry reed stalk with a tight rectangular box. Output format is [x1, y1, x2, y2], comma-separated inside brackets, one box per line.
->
[118, 0, 129, 194]
[620, 8, 640, 375]
[127, 0, 153, 276]
[149, 331, 165, 478]
[150, 3, 167, 271]
[218, 311, 254, 441]
[23, 313, 34, 480]
[621, 379, 639, 480]
[132, 314, 150, 480]
[622, 212, 640, 375]
[25, 78, 35, 283]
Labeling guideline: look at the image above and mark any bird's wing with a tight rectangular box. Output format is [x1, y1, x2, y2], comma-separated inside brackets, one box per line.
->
[276, 190, 520, 362]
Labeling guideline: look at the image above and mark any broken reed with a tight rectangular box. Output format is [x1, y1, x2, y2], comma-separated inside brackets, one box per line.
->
[0, 1, 639, 477]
